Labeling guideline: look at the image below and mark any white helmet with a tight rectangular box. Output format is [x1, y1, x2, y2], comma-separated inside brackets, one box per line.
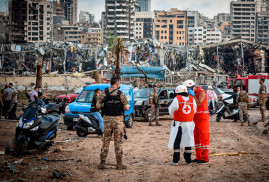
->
[183, 80, 195, 87]
[175, 85, 188, 94]
[208, 86, 213, 90]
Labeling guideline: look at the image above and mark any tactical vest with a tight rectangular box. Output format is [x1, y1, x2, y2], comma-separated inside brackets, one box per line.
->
[103, 88, 123, 116]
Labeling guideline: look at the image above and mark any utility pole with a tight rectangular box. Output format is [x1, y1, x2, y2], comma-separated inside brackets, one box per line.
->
[217, 43, 219, 73]
[241, 39, 244, 76]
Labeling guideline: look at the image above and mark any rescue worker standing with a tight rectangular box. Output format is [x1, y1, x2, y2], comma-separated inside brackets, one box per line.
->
[236, 85, 250, 126]
[183, 80, 210, 164]
[96, 77, 129, 170]
[168, 85, 197, 165]
[149, 84, 162, 126]
[206, 86, 218, 116]
[258, 78, 267, 122]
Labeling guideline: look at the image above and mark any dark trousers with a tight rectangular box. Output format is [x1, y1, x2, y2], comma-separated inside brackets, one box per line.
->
[173, 126, 192, 163]
[3, 100, 11, 117]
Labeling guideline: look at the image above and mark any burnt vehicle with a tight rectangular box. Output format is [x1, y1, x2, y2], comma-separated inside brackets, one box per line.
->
[134, 87, 176, 121]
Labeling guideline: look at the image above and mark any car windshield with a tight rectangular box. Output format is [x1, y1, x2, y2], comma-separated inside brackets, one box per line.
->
[74, 87, 84, 94]
[214, 87, 224, 95]
[134, 88, 153, 98]
[76, 90, 95, 103]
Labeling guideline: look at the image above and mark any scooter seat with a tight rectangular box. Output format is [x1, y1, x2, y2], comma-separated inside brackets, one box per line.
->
[40, 116, 59, 129]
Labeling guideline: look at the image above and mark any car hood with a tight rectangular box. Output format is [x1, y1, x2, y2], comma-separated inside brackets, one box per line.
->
[57, 94, 79, 98]
[69, 102, 92, 113]
[134, 98, 149, 102]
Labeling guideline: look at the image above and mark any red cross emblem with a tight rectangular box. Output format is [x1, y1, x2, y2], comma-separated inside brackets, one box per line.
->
[182, 105, 191, 114]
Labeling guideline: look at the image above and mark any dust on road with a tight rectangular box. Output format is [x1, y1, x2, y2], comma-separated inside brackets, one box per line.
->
[0, 109, 269, 182]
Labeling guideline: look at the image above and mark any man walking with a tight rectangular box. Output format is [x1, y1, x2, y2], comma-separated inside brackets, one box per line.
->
[29, 87, 39, 102]
[206, 86, 217, 116]
[258, 78, 267, 122]
[168, 85, 197, 165]
[2, 84, 13, 118]
[9, 83, 18, 102]
[183, 80, 210, 164]
[96, 77, 129, 170]
[149, 84, 162, 126]
[237, 85, 250, 126]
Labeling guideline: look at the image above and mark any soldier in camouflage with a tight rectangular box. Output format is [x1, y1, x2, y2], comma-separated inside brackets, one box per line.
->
[258, 78, 267, 122]
[96, 77, 129, 170]
[237, 85, 250, 126]
[149, 84, 162, 126]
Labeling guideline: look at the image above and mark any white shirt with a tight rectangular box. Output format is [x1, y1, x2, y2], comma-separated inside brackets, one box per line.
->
[168, 95, 197, 119]
[207, 90, 217, 102]
[133, 87, 139, 94]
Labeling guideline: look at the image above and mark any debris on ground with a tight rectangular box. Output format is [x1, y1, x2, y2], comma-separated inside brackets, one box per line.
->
[5, 161, 19, 175]
[53, 169, 66, 179]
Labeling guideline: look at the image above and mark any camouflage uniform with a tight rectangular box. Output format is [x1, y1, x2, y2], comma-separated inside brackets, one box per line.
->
[236, 90, 249, 124]
[96, 87, 128, 163]
[149, 91, 160, 125]
[258, 84, 267, 122]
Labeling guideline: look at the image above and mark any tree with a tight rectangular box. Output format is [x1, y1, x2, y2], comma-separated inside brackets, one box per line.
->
[113, 38, 124, 79]
[107, 31, 118, 48]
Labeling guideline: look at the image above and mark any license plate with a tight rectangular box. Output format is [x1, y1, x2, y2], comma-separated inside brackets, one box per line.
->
[73, 118, 79, 122]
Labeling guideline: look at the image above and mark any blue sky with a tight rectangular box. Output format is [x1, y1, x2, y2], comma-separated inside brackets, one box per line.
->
[0, 0, 232, 21]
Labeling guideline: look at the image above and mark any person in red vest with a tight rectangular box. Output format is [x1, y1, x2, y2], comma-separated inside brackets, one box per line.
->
[183, 80, 210, 164]
[168, 85, 197, 165]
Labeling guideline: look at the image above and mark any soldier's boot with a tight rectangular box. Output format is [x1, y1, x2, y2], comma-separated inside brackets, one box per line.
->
[248, 121, 251, 126]
[148, 120, 154, 126]
[98, 160, 107, 170]
[116, 160, 127, 170]
[258, 115, 265, 122]
[156, 121, 162, 126]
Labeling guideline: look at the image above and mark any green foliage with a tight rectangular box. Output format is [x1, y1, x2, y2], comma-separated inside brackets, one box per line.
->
[107, 31, 118, 48]
[218, 22, 222, 27]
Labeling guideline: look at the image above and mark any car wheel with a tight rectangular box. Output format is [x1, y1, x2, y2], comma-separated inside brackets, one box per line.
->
[67, 126, 73, 131]
[216, 114, 221, 122]
[145, 108, 154, 122]
[125, 114, 134, 128]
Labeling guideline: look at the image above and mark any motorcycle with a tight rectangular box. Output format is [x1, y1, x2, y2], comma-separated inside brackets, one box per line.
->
[5, 100, 18, 120]
[216, 100, 247, 122]
[75, 113, 102, 137]
[9, 100, 60, 156]
[46, 98, 67, 115]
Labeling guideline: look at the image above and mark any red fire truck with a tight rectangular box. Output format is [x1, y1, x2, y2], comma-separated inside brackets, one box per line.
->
[227, 74, 269, 96]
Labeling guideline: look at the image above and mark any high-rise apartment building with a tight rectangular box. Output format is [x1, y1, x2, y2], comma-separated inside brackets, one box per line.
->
[81, 28, 103, 46]
[60, 0, 77, 25]
[79, 11, 95, 24]
[134, 12, 154, 40]
[154, 9, 187, 46]
[256, 11, 269, 44]
[105, 0, 139, 42]
[52, 1, 65, 25]
[9, 0, 53, 43]
[188, 27, 222, 46]
[137, 0, 151, 12]
[187, 10, 199, 28]
[230, 0, 258, 42]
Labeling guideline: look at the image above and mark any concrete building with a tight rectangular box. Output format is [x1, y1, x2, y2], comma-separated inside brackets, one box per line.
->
[0, 13, 10, 43]
[137, 0, 151, 12]
[154, 9, 187, 46]
[101, 12, 106, 44]
[52, 1, 65, 25]
[53, 25, 82, 43]
[206, 27, 222, 44]
[230, 0, 258, 42]
[214, 13, 231, 26]
[187, 10, 199, 28]
[260, 0, 268, 11]
[105, 0, 139, 42]
[60, 0, 77, 25]
[134, 12, 154, 40]
[9, 0, 53, 43]
[81, 28, 103, 46]
[188, 26, 222, 46]
[256, 11, 269, 44]
[188, 26, 206, 46]
[79, 11, 95, 24]
[199, 14, 215, 28]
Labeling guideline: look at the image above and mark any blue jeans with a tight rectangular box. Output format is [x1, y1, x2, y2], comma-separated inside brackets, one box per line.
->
[90, 112, 104, 132]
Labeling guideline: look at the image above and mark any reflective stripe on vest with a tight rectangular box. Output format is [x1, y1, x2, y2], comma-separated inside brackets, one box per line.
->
[174, 95, 194, 122]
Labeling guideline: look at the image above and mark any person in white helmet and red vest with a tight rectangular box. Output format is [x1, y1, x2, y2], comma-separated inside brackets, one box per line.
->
[183, 80, 210, 164]
[168, 85, 197, 165]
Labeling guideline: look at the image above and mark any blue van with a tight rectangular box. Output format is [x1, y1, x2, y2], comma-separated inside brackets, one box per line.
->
[64, 84, 135, 129]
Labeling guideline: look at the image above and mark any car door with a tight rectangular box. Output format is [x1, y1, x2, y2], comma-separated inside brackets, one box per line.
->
[158, 89, 169, 115]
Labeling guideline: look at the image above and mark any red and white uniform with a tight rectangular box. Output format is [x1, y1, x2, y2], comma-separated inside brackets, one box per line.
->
[194, 87, 210, 162]
[168, 95, 197, 149]
[207, 89, 217, 107]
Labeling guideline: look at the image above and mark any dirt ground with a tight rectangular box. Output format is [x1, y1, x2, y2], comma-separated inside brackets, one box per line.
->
[0, 109, 269, 182]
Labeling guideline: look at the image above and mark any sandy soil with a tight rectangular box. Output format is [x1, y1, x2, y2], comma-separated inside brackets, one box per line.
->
[0, 109, 269, 182]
